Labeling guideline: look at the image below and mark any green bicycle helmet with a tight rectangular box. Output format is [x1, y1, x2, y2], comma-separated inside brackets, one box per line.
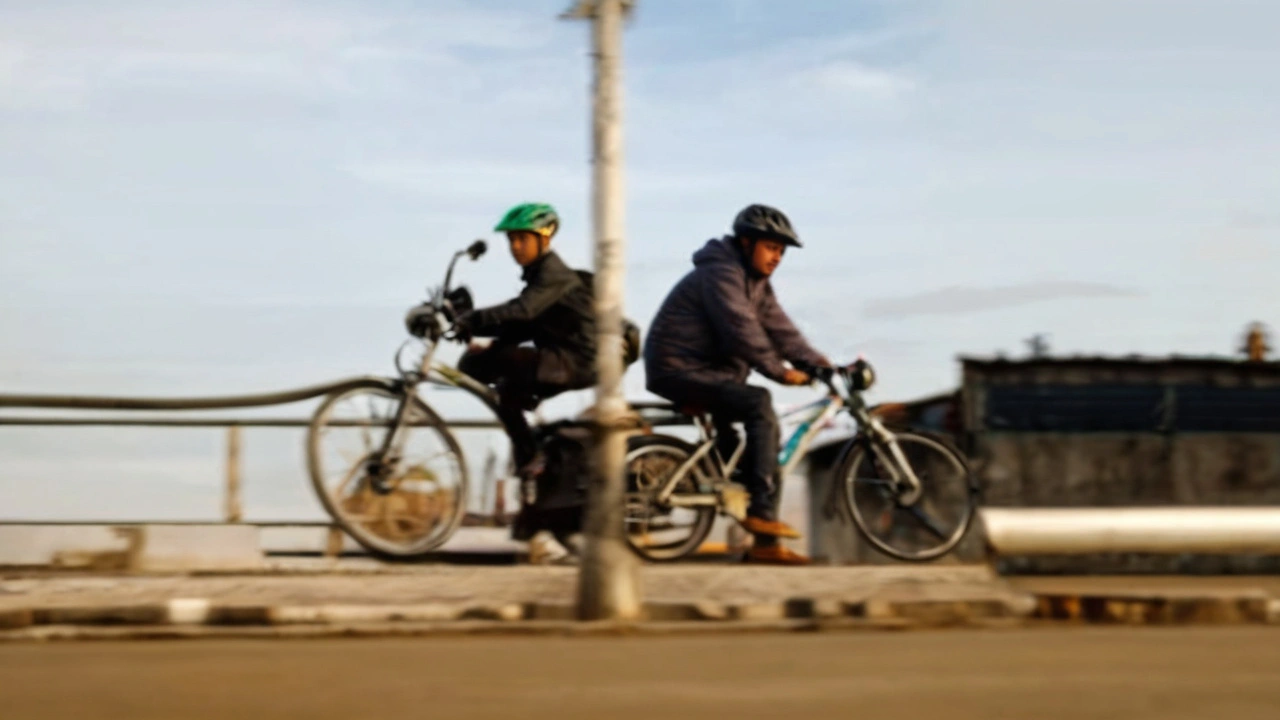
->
[495, 203, 560, 238]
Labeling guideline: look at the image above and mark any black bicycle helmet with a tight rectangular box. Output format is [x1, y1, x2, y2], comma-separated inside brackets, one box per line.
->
[731, 204, 802, 248]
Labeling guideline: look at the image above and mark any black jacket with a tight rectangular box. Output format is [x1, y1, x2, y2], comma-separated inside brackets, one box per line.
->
[643, 237, 826, 386]
[466, 251, 596, 388]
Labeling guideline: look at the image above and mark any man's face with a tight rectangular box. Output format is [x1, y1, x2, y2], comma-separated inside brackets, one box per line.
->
[744, 237, 788, 277]
[507, 231, 549, 267]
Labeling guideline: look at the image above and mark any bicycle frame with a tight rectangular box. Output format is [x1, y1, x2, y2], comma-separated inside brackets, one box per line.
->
[654, 372, 928, 511]
[656, 392, 844, 507]
[365, 243, 498, 477]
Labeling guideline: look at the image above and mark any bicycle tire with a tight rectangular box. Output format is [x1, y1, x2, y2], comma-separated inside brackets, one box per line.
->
[838, 430, 978, 562]
[307, 382, 469, 561]
[624, 434, 717, 562]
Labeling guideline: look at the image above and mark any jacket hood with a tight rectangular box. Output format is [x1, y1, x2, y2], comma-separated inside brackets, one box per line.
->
[691, 236, 745, 270]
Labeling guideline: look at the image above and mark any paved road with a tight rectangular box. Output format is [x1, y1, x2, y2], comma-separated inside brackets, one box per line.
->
[4, 627, 1279, 719]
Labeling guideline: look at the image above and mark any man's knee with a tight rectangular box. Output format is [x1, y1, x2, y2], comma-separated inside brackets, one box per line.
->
[741, 386, 777, 424]
[458, 348, 489, 379]
[494, 383, 535, 413]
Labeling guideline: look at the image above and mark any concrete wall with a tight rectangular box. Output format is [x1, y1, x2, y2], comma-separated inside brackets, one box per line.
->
[961, 358, 1280, 573]
[0, 524, 264, 571]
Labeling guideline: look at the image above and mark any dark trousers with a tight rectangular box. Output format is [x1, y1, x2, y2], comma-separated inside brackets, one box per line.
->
[459, 344, 575, 469]
[647, 375, 783, 542]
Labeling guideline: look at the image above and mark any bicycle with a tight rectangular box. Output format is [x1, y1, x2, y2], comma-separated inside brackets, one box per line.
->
[305, 239, 652, 560]
[624, 362, 980, 562]
[304, 241, 498, 560]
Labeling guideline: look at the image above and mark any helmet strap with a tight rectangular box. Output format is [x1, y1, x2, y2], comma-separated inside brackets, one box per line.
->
[536, 229, 553, 259]
[736, 235, 766, 278]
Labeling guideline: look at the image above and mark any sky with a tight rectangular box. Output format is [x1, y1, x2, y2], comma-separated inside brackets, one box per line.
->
[1, 0, 1278, 520]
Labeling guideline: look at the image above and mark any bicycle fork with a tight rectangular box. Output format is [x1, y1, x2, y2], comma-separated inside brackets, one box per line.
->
[865, 418, 925, 506]
[367, 382, 417, 495]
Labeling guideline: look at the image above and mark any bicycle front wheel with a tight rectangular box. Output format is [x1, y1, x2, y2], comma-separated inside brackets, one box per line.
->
[307, 383, 468, 560]
[839, 431, 977, 562]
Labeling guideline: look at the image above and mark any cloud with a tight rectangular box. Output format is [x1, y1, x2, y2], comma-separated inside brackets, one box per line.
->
[345, 161, 583, 203]
[1187, 214, 1278, 265]
[0, 1, 556, 110]
[864, 282, 1140, 319]
[803, 60, 917, 95]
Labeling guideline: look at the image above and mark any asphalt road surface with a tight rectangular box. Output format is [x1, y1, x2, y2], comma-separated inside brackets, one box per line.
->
[3, 627, 1279, 719]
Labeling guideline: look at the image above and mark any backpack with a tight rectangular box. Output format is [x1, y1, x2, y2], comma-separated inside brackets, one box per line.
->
[510, 422, 592, 541]
[574, 269, 643, 367]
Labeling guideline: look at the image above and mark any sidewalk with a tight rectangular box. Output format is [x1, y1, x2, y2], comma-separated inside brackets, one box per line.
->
[0, 562, 1015, 609]
[3, 562, 1278, 640]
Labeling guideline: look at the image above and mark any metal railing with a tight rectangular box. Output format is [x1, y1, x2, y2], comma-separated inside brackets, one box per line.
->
[0, 379, 506, 529]
[0, 415, 504, 534]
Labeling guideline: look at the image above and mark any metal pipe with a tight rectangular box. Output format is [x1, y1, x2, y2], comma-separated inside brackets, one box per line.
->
[0, 520, 335, 527]
[0, 376, 396, 411]
[0, 416, 689, 429]
[981, 507, 1280, 555]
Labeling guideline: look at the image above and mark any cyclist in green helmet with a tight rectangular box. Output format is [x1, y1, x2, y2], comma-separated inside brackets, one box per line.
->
[453, 203, 597, 476]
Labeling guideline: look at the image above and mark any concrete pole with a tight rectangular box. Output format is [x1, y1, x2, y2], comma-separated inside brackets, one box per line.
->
[564, 0, 641, 621]
[224, 425, 243, 523]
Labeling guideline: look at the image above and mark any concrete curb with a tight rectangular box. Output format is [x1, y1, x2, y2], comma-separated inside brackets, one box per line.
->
[0, 618, 929, 643]
[3, 591, 1274, 642]
[0, 595, 1034, 632]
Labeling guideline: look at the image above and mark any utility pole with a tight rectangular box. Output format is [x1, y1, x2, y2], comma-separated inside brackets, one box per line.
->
[562, 0, 641, 621]
[1025, 333, 1050, 360]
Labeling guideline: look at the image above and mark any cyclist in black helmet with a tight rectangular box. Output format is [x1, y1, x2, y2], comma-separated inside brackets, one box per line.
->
[642, 204, 831, 565]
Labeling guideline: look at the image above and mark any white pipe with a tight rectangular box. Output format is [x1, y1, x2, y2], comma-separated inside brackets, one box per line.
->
[980, 507, 1280, 555]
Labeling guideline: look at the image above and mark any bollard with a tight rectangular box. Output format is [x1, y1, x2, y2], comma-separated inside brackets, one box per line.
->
[224, 425, 243, 523]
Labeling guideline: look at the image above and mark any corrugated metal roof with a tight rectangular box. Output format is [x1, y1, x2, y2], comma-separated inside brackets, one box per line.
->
[961, 354, 1280, 371]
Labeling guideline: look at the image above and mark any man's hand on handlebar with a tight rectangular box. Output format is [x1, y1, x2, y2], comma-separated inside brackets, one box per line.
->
[449, 311, 475, 343]
[781, 356, 875, 390]
[782, 368, 812, 386]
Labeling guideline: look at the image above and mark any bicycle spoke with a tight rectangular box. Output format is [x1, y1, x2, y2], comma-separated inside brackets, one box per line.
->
[333, 462, 366, 500]
[843, 431, 976, 561]
[905, 505, 949, 541]
[418, 450, 454, 466]
[385, 513, 433, 531]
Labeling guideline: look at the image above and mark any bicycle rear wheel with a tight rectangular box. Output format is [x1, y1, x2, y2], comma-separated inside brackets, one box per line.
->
[623, 435, 717, 562]
[838, 431, 978, 562]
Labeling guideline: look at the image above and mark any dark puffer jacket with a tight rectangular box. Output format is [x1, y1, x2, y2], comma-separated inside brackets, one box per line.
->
[643, 236, 827, 386]
[466, 251, 596, 388]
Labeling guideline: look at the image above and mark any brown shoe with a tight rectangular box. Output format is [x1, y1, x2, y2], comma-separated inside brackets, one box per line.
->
[741, 516, 802, 539]
[748, 545, 811, 565]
